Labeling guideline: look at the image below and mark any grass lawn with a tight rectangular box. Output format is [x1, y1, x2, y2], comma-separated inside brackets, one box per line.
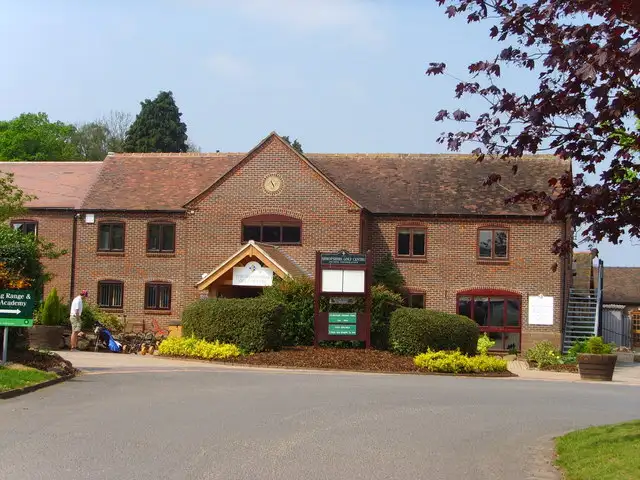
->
[0, 366, 58, 392]
[555, 420, 640, 480]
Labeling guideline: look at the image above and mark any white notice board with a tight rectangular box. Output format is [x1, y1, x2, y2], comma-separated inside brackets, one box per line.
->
[528, 295, 554, 325]
[321, 269, 365, 293]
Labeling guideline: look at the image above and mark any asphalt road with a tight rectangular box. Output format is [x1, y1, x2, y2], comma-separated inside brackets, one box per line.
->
[0, 365, 639, 480]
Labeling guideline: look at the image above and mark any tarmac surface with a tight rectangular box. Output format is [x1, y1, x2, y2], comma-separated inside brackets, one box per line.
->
[0, 352, 638, 480]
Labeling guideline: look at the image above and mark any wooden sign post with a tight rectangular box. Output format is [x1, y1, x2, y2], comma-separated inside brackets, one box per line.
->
[314, 250, 372, 348]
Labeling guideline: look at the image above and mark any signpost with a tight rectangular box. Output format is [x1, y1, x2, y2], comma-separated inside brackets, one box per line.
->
[0, 290, 35, 364]
[314, 250, 372, 348]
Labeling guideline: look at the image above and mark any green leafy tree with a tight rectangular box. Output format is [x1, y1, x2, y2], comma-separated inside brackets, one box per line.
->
[0, 113, 79, 161]
[73, 110, 134, 160]
[123, 91, 188, 153]
[373, 253, 405, 293]
[0, 172, 34, 221]
[281, 135, 304, 154]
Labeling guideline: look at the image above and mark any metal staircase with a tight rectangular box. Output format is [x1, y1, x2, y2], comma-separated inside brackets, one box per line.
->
[562, 259, 603, 353]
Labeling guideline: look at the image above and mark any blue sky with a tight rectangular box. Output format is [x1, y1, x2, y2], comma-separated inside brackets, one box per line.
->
[0, 0, 637, 266]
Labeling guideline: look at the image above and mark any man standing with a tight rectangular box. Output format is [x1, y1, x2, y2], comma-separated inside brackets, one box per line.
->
[69, 290, 88, 350]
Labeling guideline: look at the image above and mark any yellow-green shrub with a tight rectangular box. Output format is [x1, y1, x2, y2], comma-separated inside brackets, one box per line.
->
[413, 350, 508, 373]
[158, 336, 241, 360]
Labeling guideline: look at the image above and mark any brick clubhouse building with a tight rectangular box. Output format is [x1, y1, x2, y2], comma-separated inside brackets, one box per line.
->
[2, 132, 572, 352]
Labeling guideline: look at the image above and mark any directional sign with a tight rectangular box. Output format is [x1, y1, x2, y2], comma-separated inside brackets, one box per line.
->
[328, 324, 357, 335]
[0, 318, 33, 327]
[0, 290, 34, 320]
[328, 312, 357, 324]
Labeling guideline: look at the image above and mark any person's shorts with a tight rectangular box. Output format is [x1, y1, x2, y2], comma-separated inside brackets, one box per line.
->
[70, 315, 82, 332]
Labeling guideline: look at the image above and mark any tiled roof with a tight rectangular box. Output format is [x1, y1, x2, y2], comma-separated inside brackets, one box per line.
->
[256, 243, 311, 278]
[306, 154, 570, 216]
[0, 161, 102, 209]
[81, 153, 244, 210]
[601, 267, 640, 305]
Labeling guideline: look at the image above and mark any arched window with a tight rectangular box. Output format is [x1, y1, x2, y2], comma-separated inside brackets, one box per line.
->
[457, 288, 521, 351]
[241, 214, 301, 244]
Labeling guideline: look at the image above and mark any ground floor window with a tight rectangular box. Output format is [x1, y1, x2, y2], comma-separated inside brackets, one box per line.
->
[404, 291, 425, 308]
[98, 281, 124, 308]
[145, 283, 171, 310]
[11, 220, 37, 236]
[456, 289, 521, 351]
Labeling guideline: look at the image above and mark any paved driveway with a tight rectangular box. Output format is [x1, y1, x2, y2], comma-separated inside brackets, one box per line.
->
[0, 355, 638, 480]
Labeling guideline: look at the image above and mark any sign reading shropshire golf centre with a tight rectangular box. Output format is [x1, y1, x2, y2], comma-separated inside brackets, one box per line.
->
[0, 290, 35, 327]
[320, 253, 366, 266]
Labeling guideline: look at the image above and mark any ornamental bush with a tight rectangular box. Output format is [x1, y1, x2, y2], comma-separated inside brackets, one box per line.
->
[525, 340, 561, 368]
[158, 336, 241, 360]
[40, 287, 65, 326]
[414, 350, 508, 373]
[477, 332, 495, 355]
[182, 297, 283, 353]
[389, 308, 479, 356]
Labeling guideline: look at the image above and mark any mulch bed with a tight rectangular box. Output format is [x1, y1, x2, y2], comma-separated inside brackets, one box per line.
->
[540, 363, 579, 373]
[7, 349, 78, 376]
[217, 346, 516, 377]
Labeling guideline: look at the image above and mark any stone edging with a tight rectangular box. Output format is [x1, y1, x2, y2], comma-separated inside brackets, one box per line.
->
[0, 373, 76, 400]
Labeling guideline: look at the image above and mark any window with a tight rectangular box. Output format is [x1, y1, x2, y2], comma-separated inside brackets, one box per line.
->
[11, 221, 37, 236]
[97, 281, 123, 308]
[457, 289, 521, 351]
[145, 283, 171, 310]
[241, 215, 301, 244]
[147, 223, 175, 252]
[397, 227, 426, 257]
[478, 228, 508, 259]
[98, 222, 125, 251]
[406, 292, 425, 308]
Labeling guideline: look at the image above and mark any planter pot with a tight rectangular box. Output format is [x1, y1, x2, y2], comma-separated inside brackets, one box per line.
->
[577, 353, 617, 381]
[27, 325, 65, 350]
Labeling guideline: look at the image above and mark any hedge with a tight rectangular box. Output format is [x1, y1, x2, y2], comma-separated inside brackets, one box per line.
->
[181, 297, 283, 353]
[389, 308, 479, 356]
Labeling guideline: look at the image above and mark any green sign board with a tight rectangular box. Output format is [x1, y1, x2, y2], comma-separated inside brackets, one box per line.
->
[321, 253, 366, 266]
[328, 312, 357, 324]
[0, 290, 34, 325]
[0, 318, 33, 327]
[328, 324, 357, 336]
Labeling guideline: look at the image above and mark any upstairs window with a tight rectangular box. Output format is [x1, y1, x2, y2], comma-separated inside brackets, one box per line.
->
[98, 222, 125, 252]
[397, 227, 426, 257]
[98, 280, 124, 308]
[147, 222, 175, 253]
[241, 215, 301, 244]
[145, 282, 171, 310]
[11, 221, 37, 236]
[478, 228, 508, 259]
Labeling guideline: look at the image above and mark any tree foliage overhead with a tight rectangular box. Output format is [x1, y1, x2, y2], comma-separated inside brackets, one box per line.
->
[73, 110, 133, 160]
[123, 91, 189, 153]
[282, 135, 304, 154]
[427, 0, 639, 255]
[0, 113, 79, 161]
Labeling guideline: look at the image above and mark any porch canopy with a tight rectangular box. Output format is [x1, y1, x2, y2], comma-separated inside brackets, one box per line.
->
[196, 240, 309, 297]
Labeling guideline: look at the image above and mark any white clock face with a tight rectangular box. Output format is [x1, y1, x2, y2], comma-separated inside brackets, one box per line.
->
[264, 175, 283, 193]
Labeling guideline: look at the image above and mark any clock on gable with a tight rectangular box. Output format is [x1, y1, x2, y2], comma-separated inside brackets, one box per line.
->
[263, 174, 283, 194]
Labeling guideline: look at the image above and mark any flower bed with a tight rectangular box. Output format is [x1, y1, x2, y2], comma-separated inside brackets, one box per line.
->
[158, 336, 241, 360]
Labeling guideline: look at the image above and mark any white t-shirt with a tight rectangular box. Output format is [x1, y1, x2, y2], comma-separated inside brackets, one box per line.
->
[70, 295, 83, 316]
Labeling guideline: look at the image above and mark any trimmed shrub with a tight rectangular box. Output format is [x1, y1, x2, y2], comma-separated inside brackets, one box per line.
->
[182, 297, 283, 353]
[525, 340, 561, 368]
[370, 285, 403, 349]
[373, 253, 405, 293]
[40, 288, 65, 326]
[389, 308, 479, 356]
[80, 302, 124, 333]
[261, 277, 315, 346]
[414, 349, 508, 373]
[158, 336, 241, 360]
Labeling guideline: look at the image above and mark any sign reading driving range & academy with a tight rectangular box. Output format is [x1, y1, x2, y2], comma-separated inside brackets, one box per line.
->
[0, 290, 35, 327]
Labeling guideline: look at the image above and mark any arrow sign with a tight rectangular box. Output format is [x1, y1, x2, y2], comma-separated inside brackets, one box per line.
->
[0, 290, 34, 320]
[0, 309, 21, 315]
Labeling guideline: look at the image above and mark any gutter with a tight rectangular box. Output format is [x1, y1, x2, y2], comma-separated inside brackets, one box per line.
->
[70, 213, 78, 300]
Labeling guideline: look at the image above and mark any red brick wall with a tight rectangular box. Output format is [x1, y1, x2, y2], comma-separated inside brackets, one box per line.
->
[8, 210, 75, 303]
[183, 136, 362, 303]
[370, 217, 567, 350]
[73, 212, 187, 331]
